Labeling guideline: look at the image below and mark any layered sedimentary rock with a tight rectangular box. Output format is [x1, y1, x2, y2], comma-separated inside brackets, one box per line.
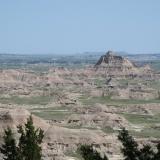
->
[0, 108, 122, 160]
[66, 112, 130, 130]
[105, 78, 158, 100]
[95, 51, 136, 72]
[95, 51, 152, 77]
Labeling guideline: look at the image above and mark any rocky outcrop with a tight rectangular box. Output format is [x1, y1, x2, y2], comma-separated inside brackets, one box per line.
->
[0, 108, 49, 135]
[43, 126, 121, 160]
[105, 78, 158, 100]
[0, 108, 122, 160]
[95, 51, 133, 66]
[95, 51, 136, 70]
[95, 51, 152, 77]
[66, 112, 130, 130]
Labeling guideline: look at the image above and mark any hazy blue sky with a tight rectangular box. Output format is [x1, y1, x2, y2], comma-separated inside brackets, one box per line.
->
[0, 0, 160, 54]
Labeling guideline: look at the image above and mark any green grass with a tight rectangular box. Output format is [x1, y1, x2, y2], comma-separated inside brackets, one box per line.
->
[65, 150, 82, 160]
[102, 126, 115, 133]
[94, 78, 105, 88]
[32, 110, 71, 120]
[0, 96, 52, 105]
[122, 113, 160, 124]
[122, 113, 160, 138]
[30, 105, 70, 111]
[130, 128, 160, 138]
[121, 113, 160, 138]
[148, 80, 160, 90]
[64, 125, 98, 130]
[79, 96, 160, 106]
[31, 104, 72, 120]
[64, 125, 83, 129]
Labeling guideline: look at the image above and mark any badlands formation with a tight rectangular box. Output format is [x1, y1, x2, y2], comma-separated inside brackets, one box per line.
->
[0, 51, 160, 159]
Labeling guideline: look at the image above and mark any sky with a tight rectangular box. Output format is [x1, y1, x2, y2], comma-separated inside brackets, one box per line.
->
[0, 0, 160, 54]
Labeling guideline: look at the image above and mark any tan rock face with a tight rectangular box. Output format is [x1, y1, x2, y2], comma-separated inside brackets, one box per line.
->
[94, 51, 152, 77]
[96, 51, 126, 66]
[66, 112, 130, 130]
[43, 126, 121, 160]
[0, 53, 159, 160]
[95, 51, 137, 73]
[0, 108, 122, 160]
[105, 78, 158, 100]
[0, 108, 49, 134]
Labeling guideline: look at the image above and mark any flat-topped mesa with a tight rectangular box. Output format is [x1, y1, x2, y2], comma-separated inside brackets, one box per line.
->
[94, 51, 146, 76]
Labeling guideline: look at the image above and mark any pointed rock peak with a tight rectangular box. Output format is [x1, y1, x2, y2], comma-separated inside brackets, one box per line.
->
[106, 50, 115, 56]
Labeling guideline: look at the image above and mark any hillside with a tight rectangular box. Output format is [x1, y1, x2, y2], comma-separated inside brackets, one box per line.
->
[0, 52, 159, 159]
